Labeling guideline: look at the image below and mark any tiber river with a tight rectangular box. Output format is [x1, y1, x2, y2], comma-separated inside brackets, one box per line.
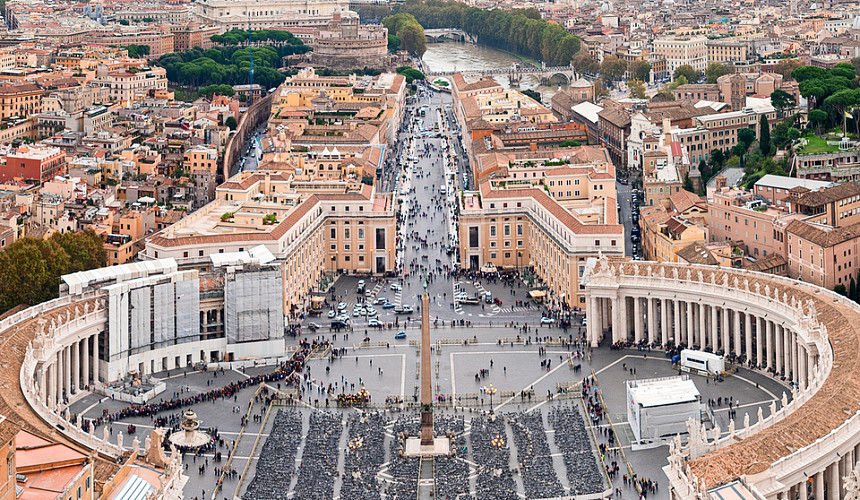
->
[422, 42, 570, 102]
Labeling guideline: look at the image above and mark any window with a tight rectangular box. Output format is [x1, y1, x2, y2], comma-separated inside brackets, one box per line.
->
[490, 226, 496, 237]
[344, 228, 350, 239]
[358, 228, 364, 239]
[491, 252, 497, 259]
[504, 225, 510, 236]
[595, 240, 600, 246]
[330, 228, 336, 239]
[375, 228, 386, 249]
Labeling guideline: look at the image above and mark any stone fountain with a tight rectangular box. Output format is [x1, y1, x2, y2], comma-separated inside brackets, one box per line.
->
[168, 410, 211, 449]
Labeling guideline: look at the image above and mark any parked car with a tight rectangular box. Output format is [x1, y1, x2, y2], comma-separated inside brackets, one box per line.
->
[375, 297, 388, 305]
[391, 283, 402, 291]
[327, 310, 336, 318]
[382, 302, 396, 309]
[395, 305, 414, 314]
[368, 318, 382, 327]
[337, 302, 347, 311]
[395, 331, 406, 339]
[308, 322, 321, 332]
[540, 317, 555, 325]
[366, 307, 377, 316]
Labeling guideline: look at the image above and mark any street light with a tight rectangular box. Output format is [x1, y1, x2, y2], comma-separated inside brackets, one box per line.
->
[486, 384, 497, 414]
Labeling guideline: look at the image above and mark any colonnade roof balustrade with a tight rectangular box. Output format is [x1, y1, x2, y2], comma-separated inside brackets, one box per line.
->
[587, 259, 860, 489]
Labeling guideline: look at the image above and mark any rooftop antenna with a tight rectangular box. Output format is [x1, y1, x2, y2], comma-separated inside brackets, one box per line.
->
[248, 11, 254, 106]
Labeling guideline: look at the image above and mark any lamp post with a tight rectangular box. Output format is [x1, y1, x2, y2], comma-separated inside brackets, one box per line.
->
[487, 384, 497, 414]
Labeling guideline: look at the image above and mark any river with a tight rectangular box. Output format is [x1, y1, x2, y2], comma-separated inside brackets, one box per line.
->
[422, 42, 569, 102]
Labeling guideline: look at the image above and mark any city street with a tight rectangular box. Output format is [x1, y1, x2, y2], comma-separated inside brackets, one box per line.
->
[616, 180, 635, 257]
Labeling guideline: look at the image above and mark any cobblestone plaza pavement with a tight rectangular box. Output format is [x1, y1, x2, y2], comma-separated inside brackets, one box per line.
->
[69, 319, 790, 500]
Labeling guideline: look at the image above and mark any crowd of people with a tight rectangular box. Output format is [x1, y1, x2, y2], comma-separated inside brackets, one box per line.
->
[549, 405, 606, 495]
[243, 409, 302, 499]
[339, 412, 386, 499]
[508, 411, 565, 498]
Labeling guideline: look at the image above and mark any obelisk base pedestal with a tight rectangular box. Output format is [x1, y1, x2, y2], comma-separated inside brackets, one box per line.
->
[404, 436, 450, 457]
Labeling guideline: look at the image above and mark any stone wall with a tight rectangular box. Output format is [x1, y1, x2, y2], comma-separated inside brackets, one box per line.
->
[221, 91, 275, 180]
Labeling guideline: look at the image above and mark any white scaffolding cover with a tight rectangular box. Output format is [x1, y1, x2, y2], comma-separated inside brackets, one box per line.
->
[225, 268, 283, 343]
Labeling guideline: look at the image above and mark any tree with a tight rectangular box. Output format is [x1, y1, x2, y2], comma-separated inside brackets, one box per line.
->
[628, 60, 651, 82]
[397, 22, 427, 57]
[51, 230, 106, 274]
[770, 90, 796, 118]
[560, 140, 581, 147]
[628, 79, 646, 99]
[773, 59, 802, 81]
[710, 148, 724, 168]
[599, 56, 627, 83]
[705, 62, 733, 84]
[571, 52, 598, 76]
[522, 89, 542, 103]
[387, 35, 401, 53]
[225, 116, 238, 130]
[118, 19, 129, 25]
[808, 109, 829, 134]
[396, 66, 425, 83]
[791, 65, 828, 83]
[823, 88, 860, 135]
[738, 127, 756, 150]
[673, 64, 700, 83]
[835, 284, 848, 296]
[760, 115, 771, 156]
[683, 172, 694, 192]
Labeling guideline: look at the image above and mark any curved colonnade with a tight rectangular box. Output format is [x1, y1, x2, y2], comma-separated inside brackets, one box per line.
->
[0, 290, 184, 494]
[583, 258, 860, 500]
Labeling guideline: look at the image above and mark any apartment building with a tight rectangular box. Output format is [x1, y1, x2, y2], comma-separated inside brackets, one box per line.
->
[707, 187, 787, 259]
[170, 24, 219, 51]
[0, 83, 43, 120]
[651, 36, 708, 73]
[639, 206, 708, 263]
[785, 219, 860, 290]
[84, 31, 176, 58]
[91, 66, 168, 103]
[1, 146, 65, 183]
[459, 182, 623, 308]
[707, 40, 749, 64]
[785, 181, 860, 227]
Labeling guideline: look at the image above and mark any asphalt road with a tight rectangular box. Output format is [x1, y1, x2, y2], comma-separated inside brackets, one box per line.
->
[616, 181, 635, 257]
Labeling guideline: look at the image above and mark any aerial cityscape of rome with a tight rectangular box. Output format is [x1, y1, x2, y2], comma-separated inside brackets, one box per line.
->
[1, 0, 860, 497]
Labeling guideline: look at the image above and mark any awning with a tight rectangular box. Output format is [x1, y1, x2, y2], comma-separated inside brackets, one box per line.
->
[310, 296, 325, 303]
[529, 290, 546, 299]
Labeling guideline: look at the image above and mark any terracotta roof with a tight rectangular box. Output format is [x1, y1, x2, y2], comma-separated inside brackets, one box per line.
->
[676, 242, 718, 265]
[743, 252, 787, 272]
[597, 107, 631, 127]
[794, 182, 860, 208]
[785, 219, 860, 247]
[670, 189, 705, 213]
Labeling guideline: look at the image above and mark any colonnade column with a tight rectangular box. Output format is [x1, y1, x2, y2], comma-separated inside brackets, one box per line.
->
[798, 346, 807, 389]
[786, 328, 794, 381]
[53, 352, 60, 406]
[698, 303, 706, 348]
[64, 346, 71, 401]
[721, 307, 729, 354]
[672, 300, 679, 345]
[71, 340, 79, 394]
[660, 299, 669, 346]
[82, 337, 89, 390]
[710, 306, 718, 352]
[634, 297, 643, 343]
[732, 310, 741, 357]
[798, 478, 808, 500]
[829, 460, 840, 500]
[765, 320, 774, 371]
[686, 302, 694, 347]
[648, 298, 657, 344]
[92, 332, 99, 385]
[775, 324, 783, 375]
[744, 313, 752, 364]
[815, 470, 825, 500]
